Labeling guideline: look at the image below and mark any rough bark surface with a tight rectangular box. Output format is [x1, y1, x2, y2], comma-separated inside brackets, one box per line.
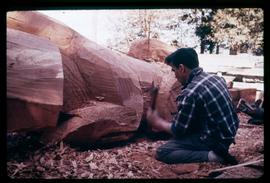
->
[7, 11, 179, 145]
[7, 28, 63, 132]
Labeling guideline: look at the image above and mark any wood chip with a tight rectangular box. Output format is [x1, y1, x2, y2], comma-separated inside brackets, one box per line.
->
[95, 96, 105, 101]
[60, 141, 64, 151]
[170, 164, 200, 175]
[36, 166, 45, 172]
[89, 162, 98, 170]
[127, 171, 134, 177]
[71, 160, 77, 169]
[80, 172, 89, 178]
[85, 154, 94, 162]
[108, 157, 117, 164]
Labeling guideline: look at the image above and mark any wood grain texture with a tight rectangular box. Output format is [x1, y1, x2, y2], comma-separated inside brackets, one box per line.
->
[7, 28, 63, 132]
[40, 102, 138, 145]
[7, 11, 180, 144]
[229, 88, 257, 106]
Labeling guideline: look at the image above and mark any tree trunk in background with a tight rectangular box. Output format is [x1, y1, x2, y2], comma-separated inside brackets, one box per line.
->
[7, 28, 63, 132]
[229, 43, 239, 55]
[240, 43, 248, 53]
[200, 40, 205, 54]
[209, 42, 214, 54]
[7, 11, 180, 146]
[216, 43, 220, 54]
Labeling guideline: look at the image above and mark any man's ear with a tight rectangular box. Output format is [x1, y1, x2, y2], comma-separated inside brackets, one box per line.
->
[179, 64, 185, 72]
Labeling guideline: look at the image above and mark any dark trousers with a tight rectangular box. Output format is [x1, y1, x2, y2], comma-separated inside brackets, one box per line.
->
[156, 134, 212, 164]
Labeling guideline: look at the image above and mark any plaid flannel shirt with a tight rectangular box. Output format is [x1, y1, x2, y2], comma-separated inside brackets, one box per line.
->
[171, 67, 239, 144]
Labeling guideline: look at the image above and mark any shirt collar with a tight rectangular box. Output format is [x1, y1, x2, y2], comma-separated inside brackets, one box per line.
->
[182, 67, 203, 89]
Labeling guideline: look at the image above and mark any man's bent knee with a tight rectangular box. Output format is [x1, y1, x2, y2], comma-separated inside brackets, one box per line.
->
[155, 146, 167, 161]
[155, 146, 176, 164]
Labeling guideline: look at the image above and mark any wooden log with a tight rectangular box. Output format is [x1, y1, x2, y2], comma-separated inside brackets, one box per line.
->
[155, 67, 181, 120]
[7, 11, 179, 145]
[229, 88, 257, 106]
[127, 38, 176, 62]
[41, 102, 138, 145]
[7, 28, 63, 132]
[238, 88, 257, 104]
[228, 88, 240, 106]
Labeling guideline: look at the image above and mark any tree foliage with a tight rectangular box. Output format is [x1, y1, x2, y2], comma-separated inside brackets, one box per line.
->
[211, 8, 263, 55]
[106, 9, 263, 55]
[107, 9, 199, 53]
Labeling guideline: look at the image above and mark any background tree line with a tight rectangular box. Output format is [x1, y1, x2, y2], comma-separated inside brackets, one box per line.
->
[107, 8, 263, 56]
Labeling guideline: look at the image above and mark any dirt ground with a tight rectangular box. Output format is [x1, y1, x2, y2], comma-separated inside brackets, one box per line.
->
[6, 113, 264, 179]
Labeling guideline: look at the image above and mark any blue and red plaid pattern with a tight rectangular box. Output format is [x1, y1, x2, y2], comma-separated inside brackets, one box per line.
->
[171, 67, 239, 143]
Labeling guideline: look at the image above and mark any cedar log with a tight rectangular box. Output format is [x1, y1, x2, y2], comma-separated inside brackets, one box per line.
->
[7, 28, 63, 132]
[7, 11, 180, 145]
[128, 38, 176, 62]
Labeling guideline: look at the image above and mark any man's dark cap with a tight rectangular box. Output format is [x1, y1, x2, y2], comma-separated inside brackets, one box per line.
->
[165, 48, 199, 69]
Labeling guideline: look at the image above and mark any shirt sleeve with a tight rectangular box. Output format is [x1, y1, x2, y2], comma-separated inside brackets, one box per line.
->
[171, 95, 196, 136]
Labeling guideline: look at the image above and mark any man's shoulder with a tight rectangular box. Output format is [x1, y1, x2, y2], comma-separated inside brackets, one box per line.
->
[181, 86, 199, 99]
[185, 72, 211, 90]
[185, 72, 225, 97]
[191, 72, 224, 88]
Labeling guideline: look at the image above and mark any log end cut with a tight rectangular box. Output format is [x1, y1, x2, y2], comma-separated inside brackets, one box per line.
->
[7, 28, 63, 132]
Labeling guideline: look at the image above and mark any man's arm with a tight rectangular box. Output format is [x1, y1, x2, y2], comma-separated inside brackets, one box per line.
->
[146, 95, 197, 136]
[146, 108, 173, 135]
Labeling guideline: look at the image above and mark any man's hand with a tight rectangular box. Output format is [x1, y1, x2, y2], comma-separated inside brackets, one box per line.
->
[146, 108, 172, 134]
[146, 108, 162, 131]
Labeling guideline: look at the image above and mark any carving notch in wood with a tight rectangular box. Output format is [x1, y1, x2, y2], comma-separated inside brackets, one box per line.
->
[7, 11, 181, 145]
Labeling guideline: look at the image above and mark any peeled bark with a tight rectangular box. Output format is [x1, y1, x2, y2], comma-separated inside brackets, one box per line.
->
[7, 11, 180, 145]
[7, 28, 63, 132]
